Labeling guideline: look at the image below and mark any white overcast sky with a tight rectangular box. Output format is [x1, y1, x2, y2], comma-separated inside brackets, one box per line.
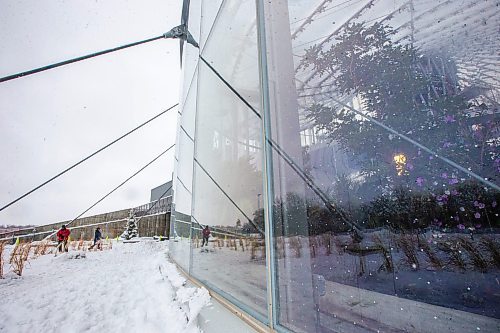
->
[0, 0, 183, 226]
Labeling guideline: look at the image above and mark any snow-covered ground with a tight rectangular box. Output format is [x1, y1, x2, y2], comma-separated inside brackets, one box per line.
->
[0, 240, 210, 333]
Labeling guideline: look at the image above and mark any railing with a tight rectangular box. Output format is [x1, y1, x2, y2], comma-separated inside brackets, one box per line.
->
[132, 195, 172, 217]
[0, 196, 173, 241]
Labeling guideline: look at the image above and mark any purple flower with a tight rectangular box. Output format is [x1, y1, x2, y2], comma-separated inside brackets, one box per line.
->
[474, 212, 481, 219]
[474, 201, 479, 207]
[444, 115, 456, 123]
[433, 219, 443, 227]
[441, 173, 448, 179]
[407, 163, 414, 170]
[478, 203, 485, 209]
[435, 195, 448, 203]
[449, 178, 459, 185]
[454, 215, 460, 221]
[443, 142, 452, 148]
[473, 131, 484, 140]
[492, 201, 497, 208]
[458, 224, 465, 230]
[475, 224, 482, 229]
[451, 189, 459, 196]
[416, 177, 425, 186]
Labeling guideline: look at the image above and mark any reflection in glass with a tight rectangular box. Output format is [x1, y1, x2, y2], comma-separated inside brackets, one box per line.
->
[190, 60, 267, 314]
[188, 0, 268, 319]
[172, 0, 500, 332]
[169, 65, 198, 272]
[273, 0, 500, 332]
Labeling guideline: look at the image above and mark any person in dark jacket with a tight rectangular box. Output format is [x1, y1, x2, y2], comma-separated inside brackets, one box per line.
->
[56, 225, 71, 252]
[89, 227, 103, 250]
[201, 226, 210, 247]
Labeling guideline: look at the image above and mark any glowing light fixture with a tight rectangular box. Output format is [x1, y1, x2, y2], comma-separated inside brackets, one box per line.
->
[394, 153, 407, 176]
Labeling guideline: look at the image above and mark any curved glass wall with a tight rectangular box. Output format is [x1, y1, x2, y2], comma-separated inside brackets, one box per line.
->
[169, 0, 202, 272]
[171, 0, 500, 332]
[270, 0, 500, 332]
[172, 0, 268, 320]
[169, 67, 197, 272]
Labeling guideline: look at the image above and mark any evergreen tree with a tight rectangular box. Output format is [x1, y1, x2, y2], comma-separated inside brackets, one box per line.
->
[121, 210, 138, 240]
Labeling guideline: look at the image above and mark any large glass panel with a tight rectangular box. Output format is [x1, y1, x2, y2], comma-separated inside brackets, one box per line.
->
[266, 0, 500, 332]
[180, 0, 201, 105]
[189, 0, 267, 318]
[199, 0, 224, 51]
[170, 68, 198, 272]
[200, 0, 260, 110]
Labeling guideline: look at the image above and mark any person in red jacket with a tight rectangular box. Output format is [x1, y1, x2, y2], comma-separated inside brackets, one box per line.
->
[201, 226, 210, 247]
[56, 225, 71, 252]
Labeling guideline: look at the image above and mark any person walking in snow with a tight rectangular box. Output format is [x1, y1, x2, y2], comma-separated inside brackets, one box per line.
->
[89, 227, 102, 250]
[56, 225, 71, 252]
[201, 226, 210, 247]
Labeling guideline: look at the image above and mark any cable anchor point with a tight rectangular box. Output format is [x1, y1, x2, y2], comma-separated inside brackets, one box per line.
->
[163, 24, 199, 48]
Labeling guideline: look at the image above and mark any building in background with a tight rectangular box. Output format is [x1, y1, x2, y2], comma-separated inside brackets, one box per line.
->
[170, 1, 500, 332]
[150, 180, 173, 202]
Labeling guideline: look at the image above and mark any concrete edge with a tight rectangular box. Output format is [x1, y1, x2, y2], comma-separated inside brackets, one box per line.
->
[173, 260, 273, 333]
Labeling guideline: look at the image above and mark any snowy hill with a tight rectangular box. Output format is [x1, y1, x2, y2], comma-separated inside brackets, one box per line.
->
[0, 240, 210, 333]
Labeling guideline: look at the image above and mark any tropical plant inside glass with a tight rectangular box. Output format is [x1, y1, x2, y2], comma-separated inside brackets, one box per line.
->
[299, 21, 499, 230]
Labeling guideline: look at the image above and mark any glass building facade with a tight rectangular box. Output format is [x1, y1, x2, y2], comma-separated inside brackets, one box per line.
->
[170, 1, 500, 332]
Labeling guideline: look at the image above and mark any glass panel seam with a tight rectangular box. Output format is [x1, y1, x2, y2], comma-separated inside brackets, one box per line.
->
[256, 0, 278, 329]
[200, 0, 226, 54]
[187, 54, 201, 276]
